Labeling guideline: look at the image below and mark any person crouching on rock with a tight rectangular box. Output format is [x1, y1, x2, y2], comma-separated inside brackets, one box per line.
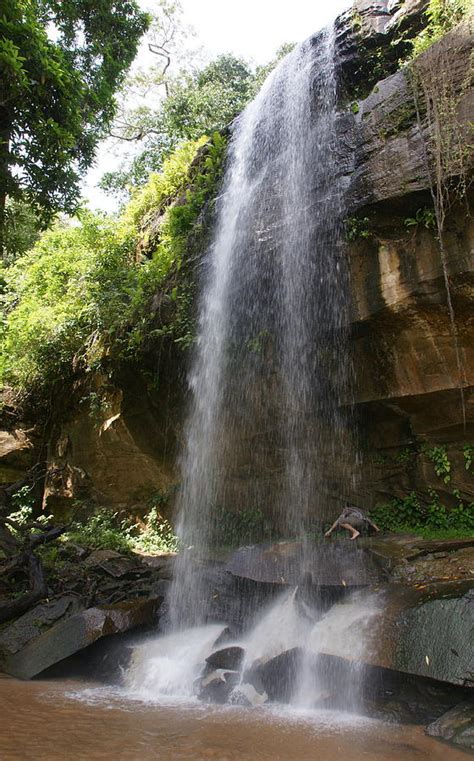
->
[324, 504, 380, 541]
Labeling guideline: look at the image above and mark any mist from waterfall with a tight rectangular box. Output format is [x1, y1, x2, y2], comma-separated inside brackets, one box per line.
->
[168, 24, 355, 630]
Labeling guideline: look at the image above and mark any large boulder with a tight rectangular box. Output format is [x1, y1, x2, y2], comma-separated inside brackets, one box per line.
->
[206, 646, 245, 671]
[0, 597, 161, 679]
[394, 587, 474, 687]
[331, 579, 474, 689]
[258, 647, 304, 703]
[226, 541, 384, 588]
[363, 535, 474, 584]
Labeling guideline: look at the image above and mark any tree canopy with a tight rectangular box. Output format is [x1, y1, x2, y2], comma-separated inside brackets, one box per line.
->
[0, 0, 149, 253]
[101, 1, 294, 200]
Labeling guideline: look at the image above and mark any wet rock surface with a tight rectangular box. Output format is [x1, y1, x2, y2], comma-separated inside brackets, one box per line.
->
[226, 541, 384, 588]
[0, 543, 174, 679]
[197, 668, 241, 704]
[394, 588, 474, 688]
[206, 646, 245, 671]
[0, 597, 162, 680]
[427, 702, 474, 752]
[362, 535, 474, 583]
[258, 648, 304, 703]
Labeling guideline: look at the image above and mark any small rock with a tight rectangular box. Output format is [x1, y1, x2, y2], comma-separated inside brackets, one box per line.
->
[198, 669, 240, 703]
[84, 550, 146, 579]
[212, 626, 236, 649]
[427, 702, 474, 751]
[83, 549, 123, 567]
[230, 682, 268, 706]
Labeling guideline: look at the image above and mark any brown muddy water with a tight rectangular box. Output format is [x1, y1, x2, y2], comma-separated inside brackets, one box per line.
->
[0, 676, 468, 761]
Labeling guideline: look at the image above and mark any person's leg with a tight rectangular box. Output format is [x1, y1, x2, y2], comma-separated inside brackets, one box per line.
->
[340, 522, 360, 540]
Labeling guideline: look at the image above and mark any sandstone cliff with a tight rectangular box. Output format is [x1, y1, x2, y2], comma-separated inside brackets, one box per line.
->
[1, 0, 472, 523]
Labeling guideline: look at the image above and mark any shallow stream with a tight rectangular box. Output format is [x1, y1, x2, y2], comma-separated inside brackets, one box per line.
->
[0, 676, 468, 761]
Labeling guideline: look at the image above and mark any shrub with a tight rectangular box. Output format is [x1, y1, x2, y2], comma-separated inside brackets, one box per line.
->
[0, 133, 226, 397]
[370, 490, 474, 535]
[411, 0, 472, 57]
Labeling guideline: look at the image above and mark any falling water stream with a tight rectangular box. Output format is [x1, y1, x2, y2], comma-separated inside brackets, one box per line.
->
[123, 23, 377, 715]
[170, 24, 354, 630]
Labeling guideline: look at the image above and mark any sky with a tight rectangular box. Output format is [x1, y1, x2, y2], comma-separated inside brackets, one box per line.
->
[82, 0, 351, 212]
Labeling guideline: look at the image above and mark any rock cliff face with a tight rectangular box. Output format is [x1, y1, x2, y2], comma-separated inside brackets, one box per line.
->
[340, 16, 474, 509]
[1, 0, 472, 521]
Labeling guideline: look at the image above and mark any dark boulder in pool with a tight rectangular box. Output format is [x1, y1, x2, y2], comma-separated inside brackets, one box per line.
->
[206, 646, 245, 671]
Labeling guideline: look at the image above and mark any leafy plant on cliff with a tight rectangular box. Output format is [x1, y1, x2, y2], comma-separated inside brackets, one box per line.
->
[404, 207, 436, 230]
[344, 216, 371, 242]
[423, 445, 451, 483]
[125, 131, 226, 350]
[463, 445, 474, 471]
[411, 0, 472, 57]
[0, 133, 226, 396]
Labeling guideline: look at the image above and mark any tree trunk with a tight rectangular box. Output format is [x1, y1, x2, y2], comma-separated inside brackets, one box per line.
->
[0, 109, 12, 260]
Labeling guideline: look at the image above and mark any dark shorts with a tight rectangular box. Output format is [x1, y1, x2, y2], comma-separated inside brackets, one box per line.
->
[336, 516, 366, 530]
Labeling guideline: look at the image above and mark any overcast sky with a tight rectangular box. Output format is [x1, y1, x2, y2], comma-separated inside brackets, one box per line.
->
[83, 0, 351, 211]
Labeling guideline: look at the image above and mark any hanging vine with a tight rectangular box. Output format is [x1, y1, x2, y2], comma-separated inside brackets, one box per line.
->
[408, 8, 473, 427]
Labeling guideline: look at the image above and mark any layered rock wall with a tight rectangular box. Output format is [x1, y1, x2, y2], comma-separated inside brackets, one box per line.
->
[1, 1, 472, 522]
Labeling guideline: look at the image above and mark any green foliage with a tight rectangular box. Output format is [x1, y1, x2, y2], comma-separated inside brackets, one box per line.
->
[423, 444, 451, 483]
[395, 448, 414, 464]
[65, 506, 179, 554]
[66, 509, 133, 553]
[344, 216, 371, 242]
[124, 137, 208, 229]
[0, 213, 137, 391]
[370, 489, 474, 534]
[6, 498, 53, 540]
[411, 0, 472, 57]
[0, 0, 149, 243]
[3, 200, 42, 264]
[350, 101, 360, 115]
[9, 486, 36, 516]
[0, 134, 226, 396]
[463, 444, 473, 471]
[126, 132, 226, 350]
[164, 55, 254, 142]
[404, 207, 437, 230]
[128, 507, 180, 553]
[104, 53, 251, 197]
[103, 42, 294, 198]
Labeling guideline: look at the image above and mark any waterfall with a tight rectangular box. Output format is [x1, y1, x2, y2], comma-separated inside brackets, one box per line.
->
[169, 24, 355, 630]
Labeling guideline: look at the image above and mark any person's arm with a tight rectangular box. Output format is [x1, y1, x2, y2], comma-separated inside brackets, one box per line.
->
[366, 517, 380, 532]
[325, 518, 340, 537]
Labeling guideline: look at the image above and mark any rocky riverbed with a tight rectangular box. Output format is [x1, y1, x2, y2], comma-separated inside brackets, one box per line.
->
[1, 534, 473, 752]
